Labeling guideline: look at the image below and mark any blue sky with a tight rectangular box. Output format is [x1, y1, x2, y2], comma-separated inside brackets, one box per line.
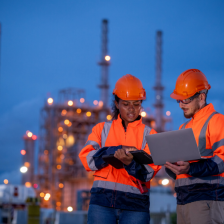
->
[0, 0, 224, 184]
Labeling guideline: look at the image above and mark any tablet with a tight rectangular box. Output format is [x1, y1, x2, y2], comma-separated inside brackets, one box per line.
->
[145, 128, 201, 165]
[102, 150, 153, 169]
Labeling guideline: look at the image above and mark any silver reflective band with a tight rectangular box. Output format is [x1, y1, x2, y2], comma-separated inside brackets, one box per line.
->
[141, 126, 152, 150]
[211, 155, 224, 173]
[84, 140, 100, 150]
[101, 122, 112, 147]
[86, 150, 99, 171]
[143, 164, 154, 182]
[175, 176, 224, 188]
[92, 180, 149, 196]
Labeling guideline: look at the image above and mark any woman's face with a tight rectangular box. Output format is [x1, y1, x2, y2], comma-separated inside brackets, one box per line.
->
[115, 99, 142, 127]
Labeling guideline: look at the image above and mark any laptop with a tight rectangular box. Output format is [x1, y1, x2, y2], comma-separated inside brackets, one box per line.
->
[145, 128, 201, 165]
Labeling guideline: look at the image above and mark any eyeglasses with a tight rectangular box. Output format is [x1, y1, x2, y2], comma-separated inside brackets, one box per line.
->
[176, 92, 201, 104]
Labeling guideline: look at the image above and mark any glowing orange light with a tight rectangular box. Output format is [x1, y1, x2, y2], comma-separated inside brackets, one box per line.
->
[58, 127, 63, 132]
[56, 202, 61, 206]
[76, 108, 82, 114]
[4, 179, 8, 184]
[98, 101, 103, 107]
[105, 55, 111, 61]
[80, 98, 85, 103]
[40, 192, 45, 197]
[68, 100, 73, 106]
[141, 111, 147, 117]
[21, 150, 26, 155]
[61, 110, 67, 116]
[64, 119, 70, 125]
[166, 111, 171, 116]
[44, 150, 48, 155]
[32, 135, 37, 140]
[25, 182, 31, 188]
[93, 100, 98, 105]
[47, 98, 53, 105]
[86, 112, 91, 117]
[107, 115, 112, 121]
[59, 183, 64, 188]
[24, 162, 30, 168]
[57, 146, 63, 151]
[57, 165, 61, 170]
[67, 122, 72, 127]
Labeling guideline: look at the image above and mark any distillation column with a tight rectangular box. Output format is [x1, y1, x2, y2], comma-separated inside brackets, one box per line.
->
[98, 19, 110, 108]
[153, 31, 164, 132]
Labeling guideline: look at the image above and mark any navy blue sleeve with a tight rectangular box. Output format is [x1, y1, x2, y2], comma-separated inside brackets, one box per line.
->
[188, 158, 220, 177]
[124, 160, 155, 182]
[92, 145, 122, 169]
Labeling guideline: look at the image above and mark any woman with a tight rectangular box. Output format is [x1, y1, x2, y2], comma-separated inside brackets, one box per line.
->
[79, 74, 161, 224]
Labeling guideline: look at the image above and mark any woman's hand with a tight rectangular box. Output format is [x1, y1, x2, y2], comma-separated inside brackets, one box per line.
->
[114, 148, 134, 166]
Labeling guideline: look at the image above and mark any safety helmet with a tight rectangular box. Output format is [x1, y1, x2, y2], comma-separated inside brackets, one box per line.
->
[170, 69, 211, 100]
[113, 74, 146, 100]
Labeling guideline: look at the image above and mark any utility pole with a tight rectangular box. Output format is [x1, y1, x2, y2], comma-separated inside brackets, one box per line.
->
[153, 31, 164, 132]
[98, 19, 110, 108]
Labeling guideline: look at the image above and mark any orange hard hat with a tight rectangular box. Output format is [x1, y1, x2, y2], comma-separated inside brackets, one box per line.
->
[113, 74, 146, 100]
[170, 69, 211, 100]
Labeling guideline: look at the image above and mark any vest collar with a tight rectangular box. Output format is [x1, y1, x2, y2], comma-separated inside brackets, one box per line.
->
[192, 103, 215, 120]
[116, 114, 142, 128]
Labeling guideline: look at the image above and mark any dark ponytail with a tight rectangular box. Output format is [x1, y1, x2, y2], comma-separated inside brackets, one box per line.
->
[112, 95, 120, 120]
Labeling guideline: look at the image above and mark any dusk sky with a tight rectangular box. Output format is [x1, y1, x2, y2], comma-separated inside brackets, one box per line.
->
[0, 0, 224, 184]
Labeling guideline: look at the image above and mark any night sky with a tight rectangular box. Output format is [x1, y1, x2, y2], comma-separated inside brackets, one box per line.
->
[0, 0, 224, 184]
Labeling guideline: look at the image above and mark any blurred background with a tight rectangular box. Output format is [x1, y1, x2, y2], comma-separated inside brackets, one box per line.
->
[0, 0, 224, 223]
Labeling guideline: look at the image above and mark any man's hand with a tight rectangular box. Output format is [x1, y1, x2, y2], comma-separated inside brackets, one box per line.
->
[114, 148, 134, 166]
[164, 161, 190, 175]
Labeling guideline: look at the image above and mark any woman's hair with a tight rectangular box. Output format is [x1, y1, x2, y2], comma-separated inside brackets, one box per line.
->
[112, 95, 120, 120]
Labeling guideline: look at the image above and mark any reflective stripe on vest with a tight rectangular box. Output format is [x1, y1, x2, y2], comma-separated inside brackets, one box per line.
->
[141, 126, 152, 150]
[92, 180, 150, 196]
[181, 112, 218, 157]
[101, 122, 112, 147]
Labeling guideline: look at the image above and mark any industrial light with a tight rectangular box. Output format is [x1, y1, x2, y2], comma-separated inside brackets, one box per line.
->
[162, 179, 169, 186]
[93, 100, 98, 105]
[27, 131, 33, 138]
[57, 146, 63, 151]
[57, 165, 61, 170]
[56, 202, 61, 206]
[98, 101, 103, 107]
[47, 98, 53, 105]
[107, 115, 112, 121]
[33, 184, 38, 188]
[61, 110, 67, 116]
[86, 112, 91, 117]
[40, 192, 45, 197]
[20, 166, 28, 173]
[44, 193, 51, 201]
[105, 55, 111, 61]
[21, 150, 26, 155]
[76, 108, 82, 114]
[80, 98, 85, 103]
[4, 179, 8, 185]
[67, 206, 73, 212]
[68, 100, 73, 106]
[166, 111, 171, 116]
[64, 119, 70, 125]
[24, 162, 30, 168]
[63, 134, 67, 139]
[32, 135, 37, 140]
[25, 182, 31, 188]
[67, 122, 72, 127]
[59, 183, 64, 188]
[141, 111, 147, 117]
[58, 127, 63, 132]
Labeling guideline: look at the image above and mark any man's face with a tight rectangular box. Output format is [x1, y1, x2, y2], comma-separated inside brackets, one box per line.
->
[179, 95, 201, 118]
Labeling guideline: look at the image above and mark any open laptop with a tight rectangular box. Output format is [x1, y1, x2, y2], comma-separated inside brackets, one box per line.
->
[145, 128, 201, 165]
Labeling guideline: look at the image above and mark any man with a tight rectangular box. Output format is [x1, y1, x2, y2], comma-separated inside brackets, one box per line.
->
[165, 69, 224, 224]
